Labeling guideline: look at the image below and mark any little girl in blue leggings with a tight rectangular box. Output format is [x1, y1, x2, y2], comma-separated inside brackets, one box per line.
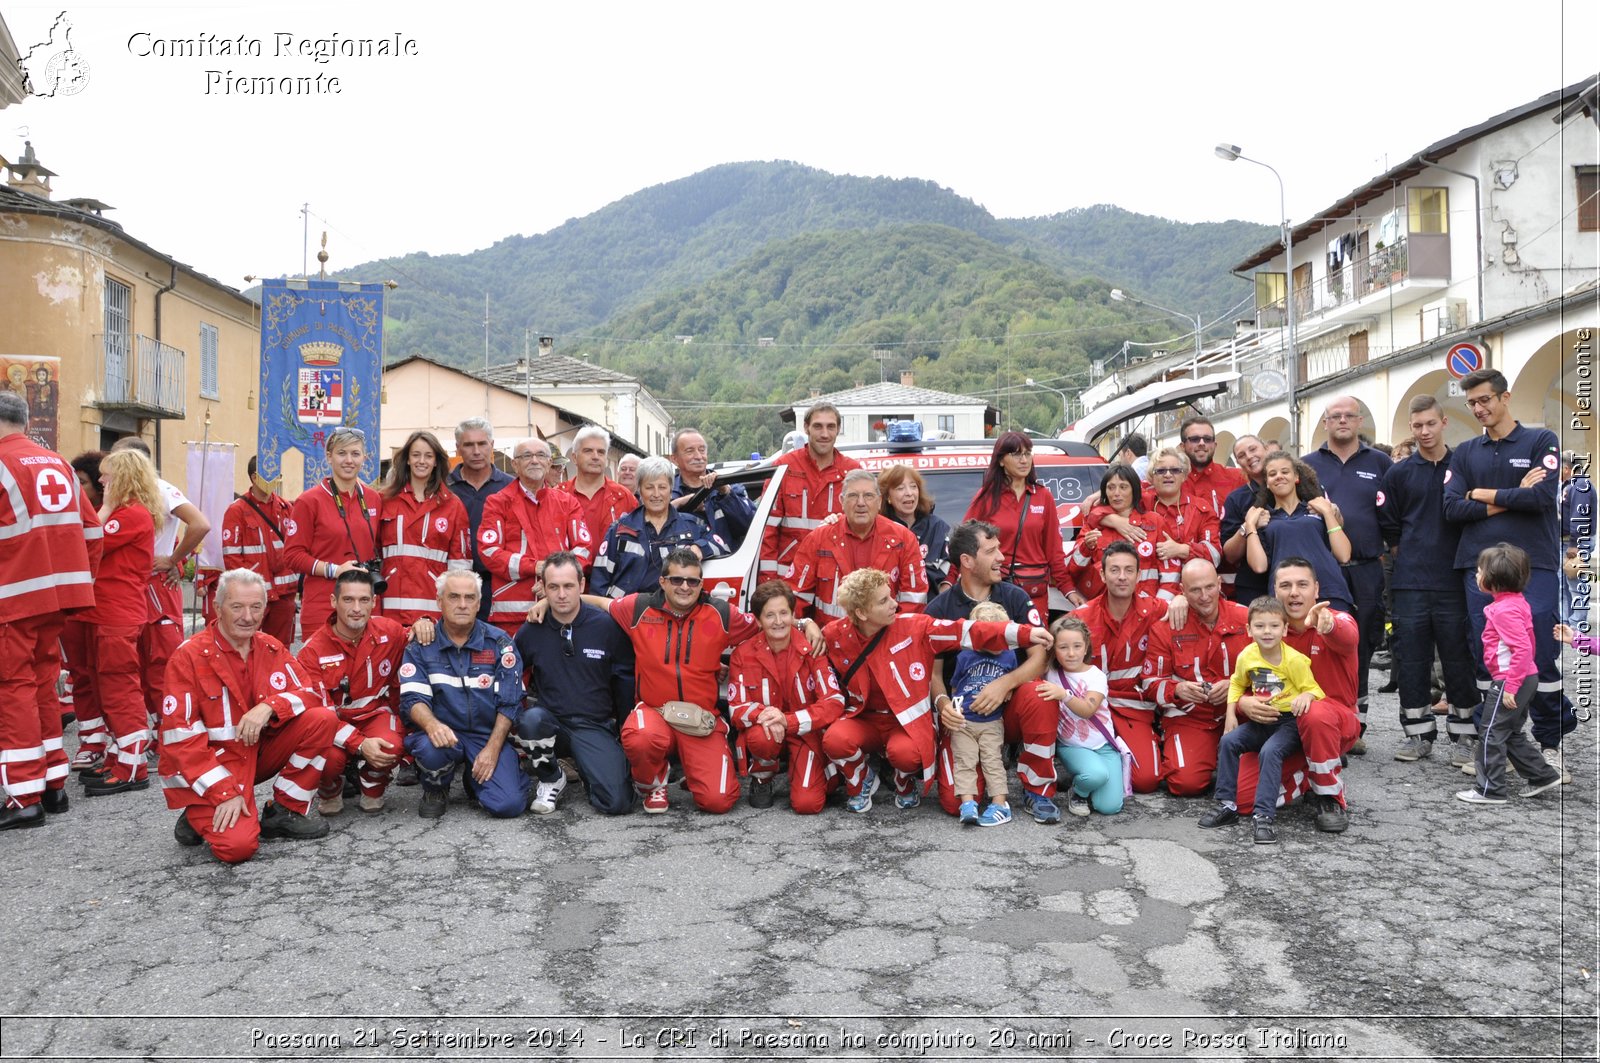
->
[1037, 616, 1119, 818]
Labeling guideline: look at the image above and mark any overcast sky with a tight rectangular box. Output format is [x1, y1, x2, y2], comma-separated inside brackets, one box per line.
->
[6, 1, 1596, 291]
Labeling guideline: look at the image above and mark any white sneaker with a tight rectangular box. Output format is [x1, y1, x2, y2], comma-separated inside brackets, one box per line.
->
[1542, 747, 1571, 785]
[357, 794, 385, 814]
[316, 792, 344, 816]
[529, 770, 568, 815]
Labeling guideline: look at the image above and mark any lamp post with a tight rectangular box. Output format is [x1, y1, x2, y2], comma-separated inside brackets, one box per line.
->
[1109, 289, 1204, 379]
[1025, 377, 1072, 433]
[1215, 143, 1298, 451]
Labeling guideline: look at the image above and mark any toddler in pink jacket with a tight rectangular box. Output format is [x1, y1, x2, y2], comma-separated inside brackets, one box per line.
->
[1457, 544, 1565, 805]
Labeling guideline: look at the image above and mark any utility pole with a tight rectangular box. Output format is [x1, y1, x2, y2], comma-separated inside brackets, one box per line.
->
[483, 293, 491, 419]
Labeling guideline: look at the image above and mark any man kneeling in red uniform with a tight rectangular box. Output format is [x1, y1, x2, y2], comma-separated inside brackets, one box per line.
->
[159, 569, 343, 862]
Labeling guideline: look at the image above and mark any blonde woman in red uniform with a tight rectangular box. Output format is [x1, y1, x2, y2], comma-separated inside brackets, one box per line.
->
[284, 427, 382, 634]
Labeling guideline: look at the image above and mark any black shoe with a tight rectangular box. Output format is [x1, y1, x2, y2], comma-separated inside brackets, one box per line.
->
[418, 788, 448, 819]
[1252, 815, 1278, 845]
[41, 788, 69, 814]
[174, 812, 204, 847]
[259, 802, 329, 840]
[1376, 678, 1398, 693]
[1314, 795, 1349, 834]
[0, 803, 45, 830]
[81, 771, 151, 797]
[1198, 805, 1239, 828]
[748, 777, 774, 809]
[60, 709, 76, 729]
[342, 763, 360, 798]
[395, 762, 419, 787]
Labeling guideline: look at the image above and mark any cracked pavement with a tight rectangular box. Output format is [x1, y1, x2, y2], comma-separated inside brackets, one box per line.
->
[1, 660, 1595, 1061]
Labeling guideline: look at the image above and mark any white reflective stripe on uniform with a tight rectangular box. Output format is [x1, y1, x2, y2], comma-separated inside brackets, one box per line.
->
[1107, 667, 1140, 681]
[1171, 732, 1186, 767]
[399, 681, 432, 698]
[275, 777, 315, 802]
[813, 599, 844, 618]
[1107, 696, 1152, 711]
[1018, 762, 1052, 787]
[427, 673, 467, 688]
[82, 525, 103, 540]
[507, 553, 524, 581]
[41, 736, 63, 752]
[800, 750, 815, 787]
[228, 544, 268, 555]
[1023, 741, 1053, 759]
[1004, 622, 1020, 646]
[1306, 756, 1341, 774]
[385, 543, 449, 563]
[780, 516, 822, 531]
[334, 723, 357, 747]
[1537, 680, 1565, 692]
[163, 722, 206, 744]
[272, 573, 299, 587]
[719, 754, 729, 794]
[887, 662, 911, 698]
[896, 590, 926, 605]
[794, 709, 812, 735]
[160, 773, 191, 790]
[345, 693, 382, 711]
[114, 748, 147, 766]
[279, 692, 307, 716]
[2, 776, 45, 796]
[0, 745, 46, 763]
[287, 752, 326, 772]
[0, 570, 93, 600]
[207, 725, 238, 741]
[382, 597, 438, 613]
[491, 600, 535, 614]
[193, 765, 232, 795]
[893, 695, 930, 727]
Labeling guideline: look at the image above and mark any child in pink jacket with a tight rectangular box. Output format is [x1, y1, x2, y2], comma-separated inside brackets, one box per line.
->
[1458, 544, 1565, 805]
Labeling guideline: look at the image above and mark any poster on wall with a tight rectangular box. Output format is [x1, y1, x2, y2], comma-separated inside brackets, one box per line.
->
[0, 355, 62, 451]
[254, 279, 385, 490]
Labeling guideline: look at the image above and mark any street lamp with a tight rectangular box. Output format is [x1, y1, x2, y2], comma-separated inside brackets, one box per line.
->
[1025, 377, 1072, 432]
[1215, 143, 1299, 451]
[1110, 289, 1204, 379]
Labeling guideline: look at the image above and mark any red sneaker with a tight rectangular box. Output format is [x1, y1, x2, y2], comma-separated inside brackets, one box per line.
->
[642, 786, 669, 814]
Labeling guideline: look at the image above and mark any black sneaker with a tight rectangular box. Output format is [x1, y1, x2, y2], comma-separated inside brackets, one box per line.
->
[174, 812, 204, 847]
[259, 802, 330, 840]
[748, 777, 774, 809]
[1198, 805, 1239, 829]
[41, 788, 69, 814]
[395, 762, 419, 787]
[1252, 815, 1277, 845]
[81, 771, 151, 797]
[342, 762, 360, 798]
[418, 788, 448, 819]
[1313, 795, 1349, 833]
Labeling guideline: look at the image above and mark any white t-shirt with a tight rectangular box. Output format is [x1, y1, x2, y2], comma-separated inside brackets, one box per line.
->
[1052, 664, 1111, 749]
[157, 479, 191, 557]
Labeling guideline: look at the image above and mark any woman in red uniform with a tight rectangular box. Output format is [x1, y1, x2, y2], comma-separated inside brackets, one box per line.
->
[962, 431, 1072, 620]
[79, 449, 163, 796]
[284, 427, 382, 634]
[377, 430, 471, 628]
[729, 581, 843, 814]
[1068, 464, 1169, 603]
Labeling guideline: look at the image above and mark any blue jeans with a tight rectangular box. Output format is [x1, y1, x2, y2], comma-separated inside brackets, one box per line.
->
[1214, 716, 1303, 820]
[1464, 568, 1576, 749]
[404, 728, 531, 817]
[1392, 587, 1480, 742]
[516, 705, 633, 815]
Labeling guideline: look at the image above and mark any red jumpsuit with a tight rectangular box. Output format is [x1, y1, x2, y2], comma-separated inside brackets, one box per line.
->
[1076, 592, 1166, 793]
[1185, 462, 1247, 520]
[787, 515, 926, 620]
[58, 496, 102, 778]
[1145, 493, 1221, 600]
[758, 448, 861, 580]
[378, 488, 472, 626]
[1235, 610, 1361, 813]
[158, 628, 347, 864]
[0, 434, 95, 811]
[283, 479, 383, 634]
[611, 591, 759, 813]
[221, 491, 297, 645]
[728, 636, 844, 814]
[297, 615, 407, 801]
[559, 477, 637, 566]
[1139, 599, 1251, 795]
[80, 503, 155, 784]
[962, 484, 1073, 620]
[1069, 507, 1167, 601]
[823, 613, 1041, 800]
[478, 483, 593, 635]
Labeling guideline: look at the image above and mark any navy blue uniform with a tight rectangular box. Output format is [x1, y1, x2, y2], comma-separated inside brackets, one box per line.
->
[590, 507, 728, 599]
[672, 472, 755, 550]
[1443, 422, 1571, 748]
[891, 510, 952, 593]
[447, 465, 516, 621]
[1377, 449, 1480, 743]
[925, 579, 1041, 687]
[1219, 482, 1267, 606]
[398, 620, 530, 816]
[513, 604, 637, 815]
[1255, 503, 1354, 615]
[1304, 442, 1392, 728]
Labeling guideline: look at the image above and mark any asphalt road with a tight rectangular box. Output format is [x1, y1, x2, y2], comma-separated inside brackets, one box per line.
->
[1, 657, 1595, 1062]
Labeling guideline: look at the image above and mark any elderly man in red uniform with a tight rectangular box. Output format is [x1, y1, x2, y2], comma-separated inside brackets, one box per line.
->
[159, 569, 351, 862]
[1076, 541, 1168, 792]
[221, 456, 298, 645]
[787, 469, 925, 620]
[1139, 558, 1251, 795]
[0, 393, 95, 830]
[760, 402, 861, 580]
[559, 426, 636, 565]
[1232, 557, 1361, 833]
[297, 569, 405, 815]
[477, 437, 592, 635]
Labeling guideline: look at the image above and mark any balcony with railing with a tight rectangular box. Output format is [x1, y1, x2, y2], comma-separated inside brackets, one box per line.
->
[95, 333, 186, 418]
[1254, 234, 1453, 334]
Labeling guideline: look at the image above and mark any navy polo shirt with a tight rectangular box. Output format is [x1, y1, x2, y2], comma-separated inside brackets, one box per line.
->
[1442, 422, 1561, 571]
[447, 464, 516, 569]
[514, 603, 636, 725]
[1302, 442, 1392, 563]
[1376, 449, 1462, 591]
[926, 578, 1041, 687]
[1219, 481, 1268, 604]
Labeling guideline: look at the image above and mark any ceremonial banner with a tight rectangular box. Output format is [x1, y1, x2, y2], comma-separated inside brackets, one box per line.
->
[0, 354, 62, 451]
[185, 441, 238, 571]
[256, 279, 384, 489]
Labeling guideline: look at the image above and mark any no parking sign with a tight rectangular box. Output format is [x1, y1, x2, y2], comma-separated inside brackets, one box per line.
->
[1446, 342, 1484, 380]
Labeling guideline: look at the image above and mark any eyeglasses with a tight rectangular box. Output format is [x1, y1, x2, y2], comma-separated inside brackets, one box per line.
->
[1325, 412, 1361, 422]
[560, 625, 574, 658]
[1151, 467, 1185, 477]
[1464, 394, 1504, 410]
[514, 451, 551, 463]
[1183, 435, 1215, 444]
[664, 575, 703, 588]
